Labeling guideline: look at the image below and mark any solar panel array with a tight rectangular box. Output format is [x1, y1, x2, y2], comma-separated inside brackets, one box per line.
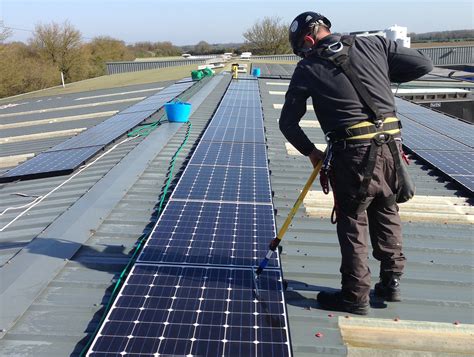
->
[253, 64, 296, 79]
[396, 97, 474, 194]
[87, 78, 293, 356]
[0, 81, 194, 183]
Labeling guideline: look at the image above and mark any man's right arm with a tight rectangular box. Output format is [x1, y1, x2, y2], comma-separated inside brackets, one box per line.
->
[382, 38, 433, 83]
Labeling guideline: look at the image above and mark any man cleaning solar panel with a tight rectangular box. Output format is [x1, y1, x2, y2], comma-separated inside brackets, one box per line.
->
[274, 11, 433, 315]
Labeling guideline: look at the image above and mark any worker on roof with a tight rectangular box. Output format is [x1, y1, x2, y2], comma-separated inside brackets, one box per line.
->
[280, 11, 433, 315]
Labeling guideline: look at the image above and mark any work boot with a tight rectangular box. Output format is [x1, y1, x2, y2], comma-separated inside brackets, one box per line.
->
[317, 291, 369, 315]
[374, 273, 402, 302]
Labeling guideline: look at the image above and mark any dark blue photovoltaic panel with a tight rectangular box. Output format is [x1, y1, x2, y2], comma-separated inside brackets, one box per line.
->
[120, 102, 166, 114]
[172, 165, 271, 203]
[219, 94, 261, 108]
[414, 151, 474, 176]
[87, 265, 290, 357]
[0, 146, 103, 182]
[189, 142, 268, 167]
[176, 77, 193, 83]
[137, 201, 278, 267]
[47, 111, 156, 151]
[208, 115, 264, 130]
[138, 95, 173, 105]
[227, 81, 259, 92]
[256, 64, 295, 79]
[397, 100, 474, 193]
[396, 99, 474, 148]
[395, 98, 432, 114]
[202, 126, 265, 143]
[402, 133, 470, 151]
[213, 104, 263, 122]
[86, 78, 294, 357]
[451, 175, 474, 190]
[2, 80, 195, 183]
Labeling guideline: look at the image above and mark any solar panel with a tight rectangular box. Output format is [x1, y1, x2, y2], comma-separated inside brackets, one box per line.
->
[398, 110, 474, 149]
[450, 175, 474, 190]
[86, 78, 294, 356]
[396, 99, 474, 193]
[208, 114, 264, 130]
[47, 111, 156, 151]
[171, 165, 272, 203]
[210, 109, 264, 130]
[189, 142, 268, 168]
[255, 63, 295, 79]
[176, 77, 194, 83]
[137, 201, 278, 267]
[120, 102, 167, 114]
[87, 265, 291, 357]
[0, 146, 102, 182]
[402, 133, 471, 151]
[2, 80, 194, 182]
[226, 81, 259, 92]
[221, 92, 262, 108]
[201, 126, 266, 143]
[414, 150, 474, 176]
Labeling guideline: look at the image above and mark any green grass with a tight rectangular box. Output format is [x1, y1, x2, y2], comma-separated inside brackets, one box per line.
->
[0, 64, 223, 104]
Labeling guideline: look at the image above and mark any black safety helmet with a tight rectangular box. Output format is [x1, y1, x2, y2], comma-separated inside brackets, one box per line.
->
[289, 12, 331, 57]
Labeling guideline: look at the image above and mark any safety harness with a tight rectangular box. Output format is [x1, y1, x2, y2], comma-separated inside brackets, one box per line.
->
[313, 35, 412, 220]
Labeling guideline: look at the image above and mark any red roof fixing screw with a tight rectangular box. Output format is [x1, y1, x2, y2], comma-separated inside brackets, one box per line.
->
[454, 321, 460, 325]
[315, 332, 323, 338]
[328, 314, 334, 318]
[394, 317, 400, 322]
[344, 315, 350, 319]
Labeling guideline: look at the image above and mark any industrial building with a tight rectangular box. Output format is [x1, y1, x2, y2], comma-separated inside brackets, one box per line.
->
[0, 51, 473, 356]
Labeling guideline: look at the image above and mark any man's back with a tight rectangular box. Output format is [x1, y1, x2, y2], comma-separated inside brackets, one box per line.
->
[282, 35, 433, 134]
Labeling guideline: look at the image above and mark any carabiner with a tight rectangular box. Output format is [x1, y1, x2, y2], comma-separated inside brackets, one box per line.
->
[327, 42, 344, 53]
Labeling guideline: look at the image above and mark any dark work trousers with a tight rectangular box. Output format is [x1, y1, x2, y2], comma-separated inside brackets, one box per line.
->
[331, 142, 406, 303]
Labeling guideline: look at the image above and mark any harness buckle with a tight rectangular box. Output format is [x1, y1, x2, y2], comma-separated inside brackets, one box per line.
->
[373, 133, 391, 146]
[325, 132, 333, 144]
[322, 143, 333, 172]
[328, 41, 344, 53]
[374, 119, 383, 128]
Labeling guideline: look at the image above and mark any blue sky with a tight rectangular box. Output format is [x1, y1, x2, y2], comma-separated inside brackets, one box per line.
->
[2, 0, 473, 45]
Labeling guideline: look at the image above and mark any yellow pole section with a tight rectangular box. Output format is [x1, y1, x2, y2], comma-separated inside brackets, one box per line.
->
[276, 160, 323, 241]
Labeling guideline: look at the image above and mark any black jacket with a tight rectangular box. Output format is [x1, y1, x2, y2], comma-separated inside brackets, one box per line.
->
[279, 34, 433, 156]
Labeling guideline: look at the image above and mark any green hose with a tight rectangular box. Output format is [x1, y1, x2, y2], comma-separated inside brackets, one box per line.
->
[79, 121, 192, 356]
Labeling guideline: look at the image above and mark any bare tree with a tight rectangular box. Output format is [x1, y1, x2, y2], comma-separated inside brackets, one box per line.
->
[0, 21, 12, 43]
[243, 17, 291, 55]
[30, 21, 84, 81]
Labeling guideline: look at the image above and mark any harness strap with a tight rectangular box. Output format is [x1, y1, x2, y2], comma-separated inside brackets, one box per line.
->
[327, 117, 401, 142]
[354, 137, 382, 204]
[314, 36, 412, 210]
[315, 35, 385, 125]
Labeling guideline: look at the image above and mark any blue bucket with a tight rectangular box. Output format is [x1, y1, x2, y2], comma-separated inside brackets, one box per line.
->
[164, 102, 191, 123]
[252, 67, 261, 77]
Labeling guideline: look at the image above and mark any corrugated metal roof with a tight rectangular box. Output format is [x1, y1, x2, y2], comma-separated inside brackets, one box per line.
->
[0, 73, 472, 357]
[0, 76, 230, 356]
[259, 79, 473, 356]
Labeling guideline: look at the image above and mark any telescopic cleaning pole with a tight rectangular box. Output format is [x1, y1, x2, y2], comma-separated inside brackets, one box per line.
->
[253, 160, 323, 299]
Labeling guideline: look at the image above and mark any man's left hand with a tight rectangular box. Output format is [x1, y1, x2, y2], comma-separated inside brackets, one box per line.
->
[309, 147, 325, 168]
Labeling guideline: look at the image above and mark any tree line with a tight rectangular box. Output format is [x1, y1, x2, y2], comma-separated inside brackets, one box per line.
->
[409, 29, 474, 42]
[1, 18, 472, 99]
[0, 17, 292, 99]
